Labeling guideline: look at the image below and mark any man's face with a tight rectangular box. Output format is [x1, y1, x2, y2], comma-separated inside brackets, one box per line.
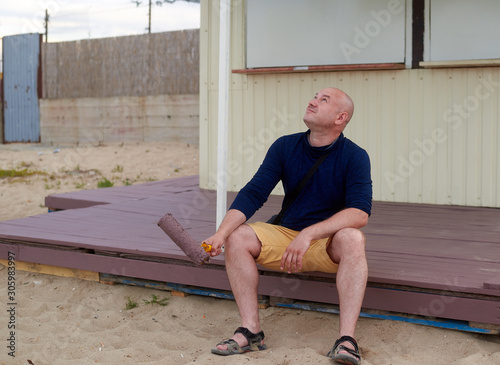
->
[303, 88, 342, 129]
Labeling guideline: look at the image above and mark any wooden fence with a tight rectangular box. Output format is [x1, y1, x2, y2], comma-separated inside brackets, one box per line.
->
[42, 30, 199, 99]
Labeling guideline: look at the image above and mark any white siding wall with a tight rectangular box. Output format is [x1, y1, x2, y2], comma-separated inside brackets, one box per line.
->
[200, 1, 500, 208]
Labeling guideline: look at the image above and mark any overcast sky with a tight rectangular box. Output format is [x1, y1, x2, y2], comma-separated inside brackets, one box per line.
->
[0, 0, 200, 62]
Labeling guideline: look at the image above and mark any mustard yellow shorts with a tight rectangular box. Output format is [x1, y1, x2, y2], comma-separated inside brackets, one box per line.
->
[247, 222, 339, 274]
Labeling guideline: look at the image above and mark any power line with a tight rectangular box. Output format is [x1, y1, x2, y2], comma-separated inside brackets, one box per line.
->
[1, 1, 200, 45]
[131, 0, 200, 34]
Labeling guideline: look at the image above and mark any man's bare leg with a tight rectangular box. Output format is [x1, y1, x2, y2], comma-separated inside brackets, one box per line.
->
[327, 228, 368, 353]
[216, 224, 263, 350]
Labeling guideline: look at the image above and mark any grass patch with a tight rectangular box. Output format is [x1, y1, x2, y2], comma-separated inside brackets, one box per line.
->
[124, 296, 139, 310]
[97, 177, 114, 188]
[112, 164, 124, 173]
[45, 181, 61, 190]
[74, 180, 86, 189]
[124, 294, 168, 310]
[0, 168, 45, 179]
[143, 294, 169, 307]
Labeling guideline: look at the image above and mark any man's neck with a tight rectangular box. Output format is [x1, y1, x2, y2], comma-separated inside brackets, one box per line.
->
[308, 130, 341, 147]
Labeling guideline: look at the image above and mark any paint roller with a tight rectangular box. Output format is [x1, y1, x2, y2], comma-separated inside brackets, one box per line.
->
[157, 213, 211, 265]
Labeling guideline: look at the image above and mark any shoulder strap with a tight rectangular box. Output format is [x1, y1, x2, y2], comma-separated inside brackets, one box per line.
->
[272, 148, 333, 225]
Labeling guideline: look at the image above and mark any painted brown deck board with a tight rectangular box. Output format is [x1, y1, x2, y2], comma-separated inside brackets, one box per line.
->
[45, 175, 201, 209]
[4, 178, 500, 291]
[1, 175, 500, 326]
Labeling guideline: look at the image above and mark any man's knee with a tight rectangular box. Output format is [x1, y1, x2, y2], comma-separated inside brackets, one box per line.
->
[226, 224, 252, 246]
[226, 224, 261, 257]
[329, 228, 366, 262]
[335, 228, 366, 248]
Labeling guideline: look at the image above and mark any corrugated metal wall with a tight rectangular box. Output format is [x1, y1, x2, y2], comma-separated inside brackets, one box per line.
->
[200, 0, 500, 208]
[2, 33, 41, 142]
[0, 73, 3, 142]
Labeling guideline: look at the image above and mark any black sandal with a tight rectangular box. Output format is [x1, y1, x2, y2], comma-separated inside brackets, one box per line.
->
[327, 335, 361, 365]
[211, 327, 267, 356]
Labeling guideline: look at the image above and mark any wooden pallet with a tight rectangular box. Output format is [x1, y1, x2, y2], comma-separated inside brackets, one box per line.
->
[0, 175, 499, 332]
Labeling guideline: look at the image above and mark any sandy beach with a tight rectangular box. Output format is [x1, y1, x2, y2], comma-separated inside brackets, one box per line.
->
[0, 142, 499, 364]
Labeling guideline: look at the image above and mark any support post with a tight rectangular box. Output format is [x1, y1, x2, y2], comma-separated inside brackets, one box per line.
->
[216, 0, 231, 230]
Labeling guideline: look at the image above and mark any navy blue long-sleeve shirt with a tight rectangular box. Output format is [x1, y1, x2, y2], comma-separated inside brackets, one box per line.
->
[229, 131, 372, 231]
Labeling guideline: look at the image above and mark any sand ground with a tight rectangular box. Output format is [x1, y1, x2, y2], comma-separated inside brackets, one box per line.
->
[0, 142, 499, 364]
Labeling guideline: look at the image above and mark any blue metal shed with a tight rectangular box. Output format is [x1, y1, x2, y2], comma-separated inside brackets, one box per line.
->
[2, 33, 41, 143]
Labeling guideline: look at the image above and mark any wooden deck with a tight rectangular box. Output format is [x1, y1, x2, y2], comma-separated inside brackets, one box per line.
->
[1, 175, 499, 333]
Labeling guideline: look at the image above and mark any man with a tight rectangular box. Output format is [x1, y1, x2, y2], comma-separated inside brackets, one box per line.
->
[203, 87, 372, 365]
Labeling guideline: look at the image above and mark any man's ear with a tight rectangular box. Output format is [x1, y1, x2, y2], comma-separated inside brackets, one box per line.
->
[335, 112, 349, 125]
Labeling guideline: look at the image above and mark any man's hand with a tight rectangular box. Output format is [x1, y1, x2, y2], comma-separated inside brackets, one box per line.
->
[279, 208, 369, 272]
[202, 233, 225, 257]
[280, 231, 312, 273]
[202, 209, 247, 257]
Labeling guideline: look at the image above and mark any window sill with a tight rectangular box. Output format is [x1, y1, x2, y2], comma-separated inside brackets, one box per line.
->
[232, 63, 405, 75]
[420, 59, 500, 69]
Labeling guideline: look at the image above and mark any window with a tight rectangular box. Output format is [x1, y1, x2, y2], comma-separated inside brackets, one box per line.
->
[424, 0, 500, 63]
[245, 0, 407, 69]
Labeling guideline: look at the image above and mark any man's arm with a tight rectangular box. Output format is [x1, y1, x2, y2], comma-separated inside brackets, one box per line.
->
[280, 207, 368, 273]
[203, 137, 285, 256]
[301, 207, 368, 240]
[203, 209, 247, 257]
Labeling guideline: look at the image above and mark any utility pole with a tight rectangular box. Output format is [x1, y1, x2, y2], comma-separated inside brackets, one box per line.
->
[131, 0, 200, 34]
[44, 9, 49, 42]
[148, 0, 152, 33]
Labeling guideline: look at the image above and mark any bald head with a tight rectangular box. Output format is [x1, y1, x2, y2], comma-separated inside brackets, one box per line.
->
[324, 87, 354, 124]
[303, 88, 356, 143]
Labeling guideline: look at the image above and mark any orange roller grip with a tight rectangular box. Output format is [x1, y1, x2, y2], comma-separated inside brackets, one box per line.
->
[201, 242, 212, 252]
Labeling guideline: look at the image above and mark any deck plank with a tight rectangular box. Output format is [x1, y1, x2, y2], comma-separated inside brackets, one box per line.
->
[1, 175, 500, 327]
